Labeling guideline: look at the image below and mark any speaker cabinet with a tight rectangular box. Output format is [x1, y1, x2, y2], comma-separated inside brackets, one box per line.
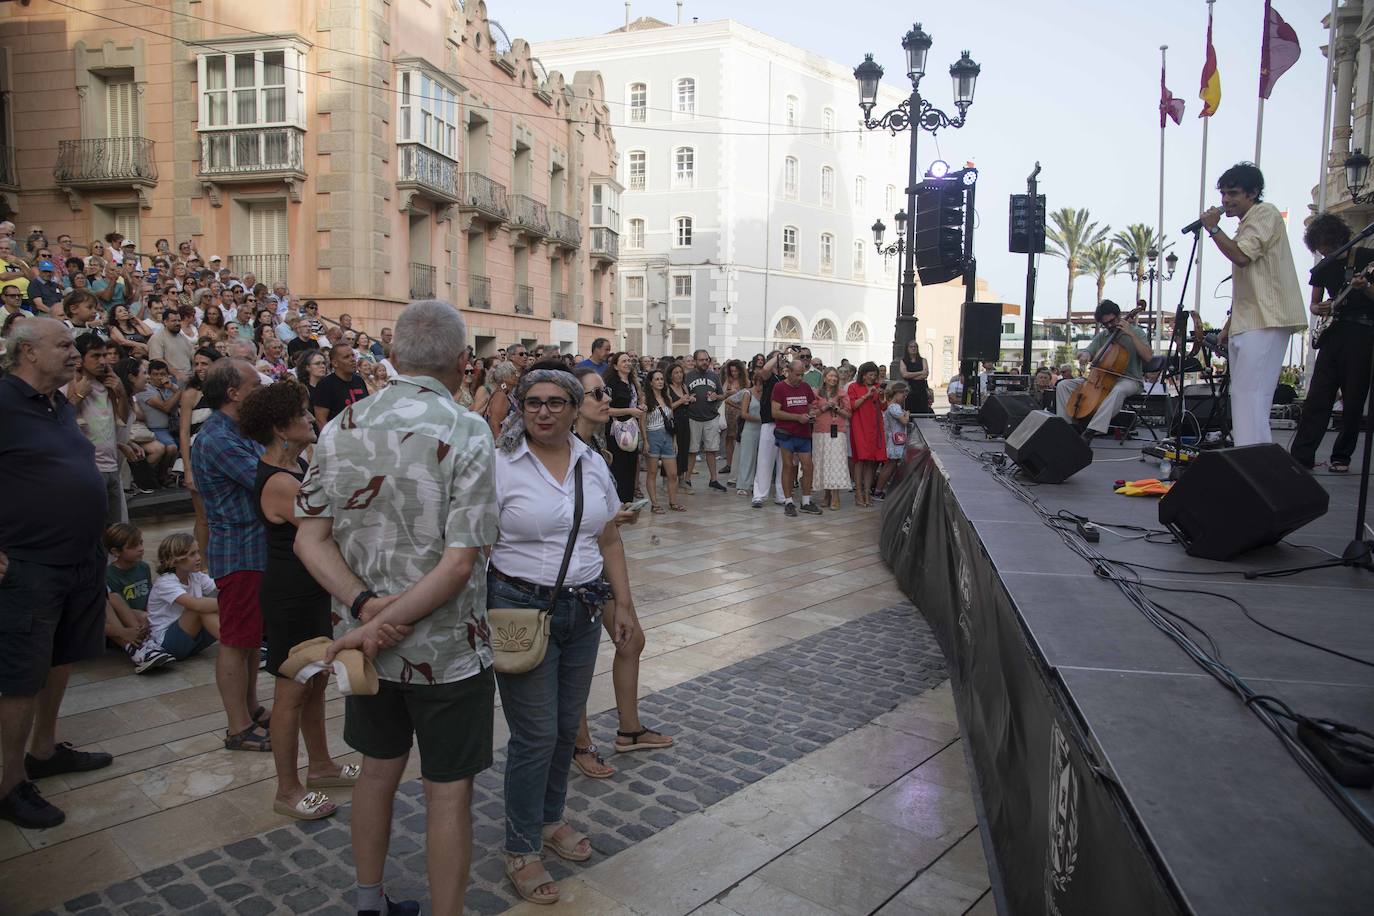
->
[1158, 444, 1329, 560]
[959, 302, 1003, 362]
[978, 392, 1037, 438]
[1004, 411, 1092, 483]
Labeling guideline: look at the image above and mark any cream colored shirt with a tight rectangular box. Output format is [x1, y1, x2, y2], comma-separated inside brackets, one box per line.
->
[1229, 202, 1307, 336]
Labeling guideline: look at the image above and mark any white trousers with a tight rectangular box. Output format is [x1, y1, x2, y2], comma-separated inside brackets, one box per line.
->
[1055, 376, 1143, 434]
[752, 422, 785, 502]
[1228, 327, 1290, 446]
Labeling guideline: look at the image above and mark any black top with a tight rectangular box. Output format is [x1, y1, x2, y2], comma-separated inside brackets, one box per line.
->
[1310, 247, 1374, 323]
[0, 374, 106, 563]
[253, 458, 326, 596]
[759, 372, 782, 424]
[606, 373, 636, 410]
[287, 336, 315, 359]
[902, 356, 932, 415]
[312, 371, 370, 421]
[684, 369, 722, 421]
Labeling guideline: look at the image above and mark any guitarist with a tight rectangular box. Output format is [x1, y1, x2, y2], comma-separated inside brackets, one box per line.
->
[1290, 213, 1374, 473]
[1056, 299, 1153, 441]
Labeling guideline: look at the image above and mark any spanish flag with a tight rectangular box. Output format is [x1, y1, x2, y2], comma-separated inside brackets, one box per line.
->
[1199, 4, 1221, 117]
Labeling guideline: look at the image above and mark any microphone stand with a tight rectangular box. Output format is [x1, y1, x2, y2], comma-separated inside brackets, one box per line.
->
[1156, 228, 1206, 463]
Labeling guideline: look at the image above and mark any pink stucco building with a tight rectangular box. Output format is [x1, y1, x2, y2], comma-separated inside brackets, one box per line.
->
[0, 0, 621, 354]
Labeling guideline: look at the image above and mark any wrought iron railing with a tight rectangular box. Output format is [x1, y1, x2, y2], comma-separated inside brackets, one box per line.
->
[54, 137, 157, 184]
[409, 262, 436, 300]
[594, 299, 604, 324]
[515, 284, 534, 315]
[397, 144, 459, 200]
[590, 226, 619, 261]
[551, 291, 569, 320]
[459, 171, 508, 220]
[468, 274, 491, 310]
[229, 254, 288, 286]
[551, 211, 581, 248]
[511, 194, 550, 236]
[0, 146, 17, 189]
[199, 127, 305, 176]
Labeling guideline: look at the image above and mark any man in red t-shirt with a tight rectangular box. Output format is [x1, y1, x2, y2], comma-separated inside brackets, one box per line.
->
[771, 355, 823, 516]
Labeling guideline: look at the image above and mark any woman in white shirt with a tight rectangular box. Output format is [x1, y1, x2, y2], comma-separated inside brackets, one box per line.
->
[490, 367, 634, 906]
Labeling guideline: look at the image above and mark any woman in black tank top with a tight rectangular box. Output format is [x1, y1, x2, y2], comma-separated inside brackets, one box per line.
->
[240, 380, 355, 821]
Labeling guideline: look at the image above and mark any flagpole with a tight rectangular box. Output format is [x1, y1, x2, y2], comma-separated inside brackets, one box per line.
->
[1255, 97, 1265, 166]
[1195, 0, 1217, 316]
[1158, 44, 1169, 351]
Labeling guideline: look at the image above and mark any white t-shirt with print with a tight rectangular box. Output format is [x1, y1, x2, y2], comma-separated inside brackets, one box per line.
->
[146, 570, 217, 643]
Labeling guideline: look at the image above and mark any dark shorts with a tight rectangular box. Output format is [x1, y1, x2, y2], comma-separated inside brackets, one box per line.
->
[344, 667, 495, 783]
[0, 555, 107, 696]
[159, 620, 217, 660]
[152, 428, 178, 448]
[215, 570, 264, 649]
[774, 430, 813, 454]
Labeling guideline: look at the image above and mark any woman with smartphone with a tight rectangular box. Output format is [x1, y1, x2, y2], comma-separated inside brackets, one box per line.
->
[847, 362, 885, 507]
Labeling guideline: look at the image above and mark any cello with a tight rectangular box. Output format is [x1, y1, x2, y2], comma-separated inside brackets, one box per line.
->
[1066, 304, 1146, 422]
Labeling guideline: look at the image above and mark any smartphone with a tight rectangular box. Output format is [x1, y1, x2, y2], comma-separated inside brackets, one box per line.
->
[625, 498, 651, 513]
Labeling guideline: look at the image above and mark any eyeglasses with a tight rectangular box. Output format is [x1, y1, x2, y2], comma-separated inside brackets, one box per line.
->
[2, 293, 20, 299]
[585, 388, 609, 401]
[512, 351, 527, 358]
[521, 396, 571, 414]
[464, 368, 474, 375]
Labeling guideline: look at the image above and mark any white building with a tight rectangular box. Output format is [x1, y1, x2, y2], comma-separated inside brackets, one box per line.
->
[535, 16, 988, 369]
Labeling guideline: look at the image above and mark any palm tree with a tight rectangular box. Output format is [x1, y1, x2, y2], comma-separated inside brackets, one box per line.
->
[1045, 207, 1109, 350]
[1082, 241, 1125, 306]
[1110, 223, 1173, 305]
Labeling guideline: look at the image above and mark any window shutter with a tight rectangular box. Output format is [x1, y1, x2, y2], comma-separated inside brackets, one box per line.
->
[106, 78, 137, 138]
[113, 208, 140, 244]
[249, 203, 288, 255]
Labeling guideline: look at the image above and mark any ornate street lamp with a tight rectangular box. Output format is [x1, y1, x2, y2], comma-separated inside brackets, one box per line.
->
[855, 25, 980, 363]
[1345, 148, 1373, 204]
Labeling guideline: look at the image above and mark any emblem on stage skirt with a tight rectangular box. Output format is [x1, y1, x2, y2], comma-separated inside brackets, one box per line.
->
[1046, 722, 1081, 896]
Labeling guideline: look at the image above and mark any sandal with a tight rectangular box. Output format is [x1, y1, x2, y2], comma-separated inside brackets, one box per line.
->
[224, 724, 271, 752]
[1329, 461, 1350, 473]
[506, 853, 559, 905]
[651, 505, 666, 515]
[251, 705, 271, 729]
[541, 822, 592, 862]
[306, 762, 361, 788]
[614, 727, 675, 753]
[571, 745, 616, 779]
[669, 504, 687, 512]
[273, 790, 337, 821]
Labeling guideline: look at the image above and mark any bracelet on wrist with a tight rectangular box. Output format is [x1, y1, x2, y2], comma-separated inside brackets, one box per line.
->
[349, 588, 377, 621]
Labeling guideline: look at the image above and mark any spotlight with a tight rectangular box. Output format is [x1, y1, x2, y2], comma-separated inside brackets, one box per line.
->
[927, 159, 950, 178]
[961, 168, 978, 186]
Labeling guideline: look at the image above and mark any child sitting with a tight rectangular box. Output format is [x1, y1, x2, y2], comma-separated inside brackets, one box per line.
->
[146, 532, 220, 660]
[104, 523, 174, 673]
[874, 381, 912, 499]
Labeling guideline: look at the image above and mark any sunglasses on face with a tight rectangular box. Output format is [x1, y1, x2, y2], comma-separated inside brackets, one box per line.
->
[585, 388, 609, 401]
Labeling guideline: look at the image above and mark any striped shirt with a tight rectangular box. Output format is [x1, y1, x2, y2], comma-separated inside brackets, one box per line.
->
[1230, 202, 1307, 336]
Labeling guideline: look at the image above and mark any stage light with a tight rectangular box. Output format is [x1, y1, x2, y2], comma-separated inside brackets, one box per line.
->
[962, 168, 978, 186]
[927, 159, 950, 179]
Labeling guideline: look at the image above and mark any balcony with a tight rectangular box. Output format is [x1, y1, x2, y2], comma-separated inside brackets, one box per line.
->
[199, 127, 306, 204]
[468, 274, 491, 310]
[552, 291, 570, 320]
[459, 171, 508, 228]
[594, 299, 604, 324]
[515, 284, 534, 315]
[409, 262, 436, 300]
[590, 226, 619, 264]
[54, 138, 157, 208]
[551, 211, 581, 250]
[0, 146, 17, 191]
[511, 194, 550, 242]
[397, 143, 459, 208]
[229, 254, 288, 286]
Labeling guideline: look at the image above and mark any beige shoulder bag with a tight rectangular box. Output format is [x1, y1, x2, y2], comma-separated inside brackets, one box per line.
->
[489, 459, 584, 674]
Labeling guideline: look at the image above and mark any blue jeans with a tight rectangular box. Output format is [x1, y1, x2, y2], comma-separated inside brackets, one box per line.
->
[489, 575, 603, 855]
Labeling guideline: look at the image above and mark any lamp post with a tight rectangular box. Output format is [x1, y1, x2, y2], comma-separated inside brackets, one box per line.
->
[855, 26, 980, 365]
[1140, 247, 1178, 346]
[1344, 148, 1374, 204]
[873, 212, 907, 324]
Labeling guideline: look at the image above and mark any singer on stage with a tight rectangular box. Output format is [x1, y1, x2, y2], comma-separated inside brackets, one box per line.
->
[1197, 162, 1307, 446]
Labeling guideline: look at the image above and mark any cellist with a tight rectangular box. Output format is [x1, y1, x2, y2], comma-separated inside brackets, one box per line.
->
[1055, 299, 1153, 441]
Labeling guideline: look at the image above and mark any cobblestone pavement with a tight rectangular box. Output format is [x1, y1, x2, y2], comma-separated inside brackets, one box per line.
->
[33, 604, 947, 916]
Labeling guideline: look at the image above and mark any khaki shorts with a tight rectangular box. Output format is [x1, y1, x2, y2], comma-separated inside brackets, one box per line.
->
[689, 417, 721, 452]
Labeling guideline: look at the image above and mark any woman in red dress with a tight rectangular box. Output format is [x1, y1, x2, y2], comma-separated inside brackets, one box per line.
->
[847, 361, 886, 506]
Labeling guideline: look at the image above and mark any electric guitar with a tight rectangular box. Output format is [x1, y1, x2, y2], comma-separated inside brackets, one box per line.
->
[1312, 263, 1374, 349]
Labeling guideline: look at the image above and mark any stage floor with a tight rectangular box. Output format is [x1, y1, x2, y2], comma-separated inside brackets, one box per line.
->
[918, 419, 1374, 915]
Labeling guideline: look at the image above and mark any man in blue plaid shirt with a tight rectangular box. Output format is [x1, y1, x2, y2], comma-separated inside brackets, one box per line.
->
[190, 358, 269, 752]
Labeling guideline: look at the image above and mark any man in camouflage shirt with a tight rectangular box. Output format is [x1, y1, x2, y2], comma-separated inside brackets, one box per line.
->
[295, 300, 496, 916]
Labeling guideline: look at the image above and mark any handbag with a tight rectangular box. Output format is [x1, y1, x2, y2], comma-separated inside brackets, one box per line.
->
[658, 404, 675, 437]
[488, 460, 584, 674]
[610, 384, 640, 451]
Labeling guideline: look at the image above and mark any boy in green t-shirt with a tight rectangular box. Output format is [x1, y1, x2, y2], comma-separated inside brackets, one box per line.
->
[104, 523, 175, 673]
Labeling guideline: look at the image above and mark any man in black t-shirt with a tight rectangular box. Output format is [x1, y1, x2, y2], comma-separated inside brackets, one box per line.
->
[1291, 214, 1374, 472]
[311, 344, 370, 427]
[684, 349, 726, 492]
[750, 349, 789, 508]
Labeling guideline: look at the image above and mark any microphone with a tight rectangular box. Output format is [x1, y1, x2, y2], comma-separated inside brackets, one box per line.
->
[1181, 216, 1207, 235]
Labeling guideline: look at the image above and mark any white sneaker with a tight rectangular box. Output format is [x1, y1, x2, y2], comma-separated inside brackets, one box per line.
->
[131, 642, 174, 674]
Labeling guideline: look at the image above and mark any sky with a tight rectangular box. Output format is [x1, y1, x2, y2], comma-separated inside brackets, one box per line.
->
[512, 0, 1336, 330]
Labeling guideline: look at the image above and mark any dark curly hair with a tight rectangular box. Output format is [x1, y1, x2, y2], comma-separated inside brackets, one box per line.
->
[238, 379, 310, 446]
[1303, 212, 1352, 254]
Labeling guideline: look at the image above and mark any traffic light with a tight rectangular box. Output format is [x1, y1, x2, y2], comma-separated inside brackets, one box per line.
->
[914, 175, 968, 285]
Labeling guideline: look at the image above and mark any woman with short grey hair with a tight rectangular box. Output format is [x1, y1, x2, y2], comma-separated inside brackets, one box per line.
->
[483, 359, 519, 437]
[490, 367, 635, 905]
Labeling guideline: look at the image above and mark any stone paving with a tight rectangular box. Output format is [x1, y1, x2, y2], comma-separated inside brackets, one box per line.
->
[32, 604, 951, 916]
